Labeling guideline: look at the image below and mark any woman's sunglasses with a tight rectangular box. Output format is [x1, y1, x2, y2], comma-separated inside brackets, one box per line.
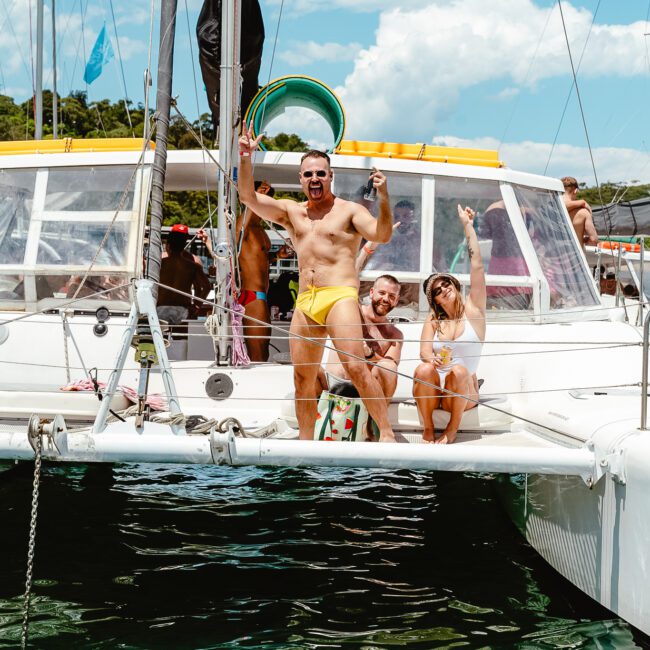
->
[431, 279, 452, 299]
[302, 170, 328, 178]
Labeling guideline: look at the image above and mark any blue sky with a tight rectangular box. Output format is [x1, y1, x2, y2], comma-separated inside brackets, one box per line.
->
[2, 0, 650, 184]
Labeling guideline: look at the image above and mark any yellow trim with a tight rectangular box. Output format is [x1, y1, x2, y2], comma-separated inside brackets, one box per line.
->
[335, 140, 504, 168]
[0, 138, 154, 156]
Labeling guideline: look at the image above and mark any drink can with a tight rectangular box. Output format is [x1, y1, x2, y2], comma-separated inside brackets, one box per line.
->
[439, 345, 452, 365]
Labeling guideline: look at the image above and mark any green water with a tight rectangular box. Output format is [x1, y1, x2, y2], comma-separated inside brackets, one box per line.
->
[0, 463, 646, 649]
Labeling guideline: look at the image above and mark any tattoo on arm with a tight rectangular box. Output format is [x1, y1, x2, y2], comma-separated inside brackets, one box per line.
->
[466, 236, 474, 259]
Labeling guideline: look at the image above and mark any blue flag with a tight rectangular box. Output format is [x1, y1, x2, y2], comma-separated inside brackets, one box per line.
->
[83, 24, 114, 85]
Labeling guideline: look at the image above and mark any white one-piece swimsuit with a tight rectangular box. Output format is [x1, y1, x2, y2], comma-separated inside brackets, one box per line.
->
[432, 318, 484, 385]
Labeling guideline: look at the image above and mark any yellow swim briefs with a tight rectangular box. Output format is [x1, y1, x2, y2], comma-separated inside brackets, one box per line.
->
[295, 285, 359, 325]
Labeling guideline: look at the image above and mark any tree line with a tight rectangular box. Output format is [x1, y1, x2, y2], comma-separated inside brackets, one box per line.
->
[0, 92, 309, 227]
[3, 92, 648, 218]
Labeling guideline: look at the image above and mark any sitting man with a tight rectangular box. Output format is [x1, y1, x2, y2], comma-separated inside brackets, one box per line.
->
[157, 223, 211, 324]
[561, 176, 598, 247]
[322, 275, 403, 438]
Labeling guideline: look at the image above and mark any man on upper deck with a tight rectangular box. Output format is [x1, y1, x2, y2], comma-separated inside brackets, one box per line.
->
[561, 176, 598, 247]
[237, 125, 398, 442]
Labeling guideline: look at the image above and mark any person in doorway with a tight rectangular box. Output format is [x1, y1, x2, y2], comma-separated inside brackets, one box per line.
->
[201, 180, 275, 361]
[561, 176, 598, 247]
[157, 224, 211, 324]
[412, 205, 486, 444]
[237, 123, 399, 442]
[323, 275, 403, 439]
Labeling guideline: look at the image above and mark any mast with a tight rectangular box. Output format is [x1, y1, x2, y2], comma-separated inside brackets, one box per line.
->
[213, 0, 241, 365]
[146, 0, 178, 298]
[35, 0, 44, 139]
[52, 0, 57, 139]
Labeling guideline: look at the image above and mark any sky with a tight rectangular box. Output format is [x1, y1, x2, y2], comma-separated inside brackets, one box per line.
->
[2, 0, 650, 185]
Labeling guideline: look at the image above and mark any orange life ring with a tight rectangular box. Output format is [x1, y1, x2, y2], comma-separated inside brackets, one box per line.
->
[598, 240, 641, 253]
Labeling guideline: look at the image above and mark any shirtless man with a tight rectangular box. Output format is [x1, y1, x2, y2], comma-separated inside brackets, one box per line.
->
[324, 275, 403, 414]
[201, 181, 274, 361]
[237, 124, 397, 442]
[562, 176, 598, 247]
[157, 224, 211, 324]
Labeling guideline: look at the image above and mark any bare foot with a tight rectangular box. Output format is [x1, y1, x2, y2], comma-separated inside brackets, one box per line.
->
[379, 430, 408, 443]
[435, 430, 457, 444]
[422, 429, 435, 443]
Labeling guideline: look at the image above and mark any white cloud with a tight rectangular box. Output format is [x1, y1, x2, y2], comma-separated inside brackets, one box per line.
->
[279, 40, 362, 66]
[336, 0, 649, 142]
[266, 0, 433, 15]
[264, 106, 338, 150]
[433, 134, 650, 185]
[494, 87, 520, 100]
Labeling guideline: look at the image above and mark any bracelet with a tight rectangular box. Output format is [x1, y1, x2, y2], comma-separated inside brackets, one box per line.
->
[240, 152, 250, 157]
[363, 245, 375, 255]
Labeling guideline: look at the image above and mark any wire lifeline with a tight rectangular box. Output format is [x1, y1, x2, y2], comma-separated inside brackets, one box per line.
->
[153, 281, 580, 436]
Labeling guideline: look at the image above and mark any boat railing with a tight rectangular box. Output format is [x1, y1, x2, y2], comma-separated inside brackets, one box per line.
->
[642, 308, 650, 430]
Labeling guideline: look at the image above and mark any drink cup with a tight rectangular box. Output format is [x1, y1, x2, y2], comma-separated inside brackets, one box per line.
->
[439, 345, 452, 365]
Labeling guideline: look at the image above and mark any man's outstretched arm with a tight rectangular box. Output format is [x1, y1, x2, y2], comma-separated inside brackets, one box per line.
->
[238, 123, 290, 227]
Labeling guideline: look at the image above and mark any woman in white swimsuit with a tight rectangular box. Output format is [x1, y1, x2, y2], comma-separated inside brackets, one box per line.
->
[413, 204, 486, 444]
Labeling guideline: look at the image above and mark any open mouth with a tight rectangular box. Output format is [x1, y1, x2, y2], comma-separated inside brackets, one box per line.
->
[308, 183, 323, 199]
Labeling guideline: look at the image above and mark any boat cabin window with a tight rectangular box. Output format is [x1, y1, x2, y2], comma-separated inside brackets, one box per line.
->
[0, 165, 147, 311]
[0, 170, 36, 304]
[434, 177, 532, 311]
[513, 185, 599, 309]
[335, 171, 422, 272]
[45, 167, 136, 211]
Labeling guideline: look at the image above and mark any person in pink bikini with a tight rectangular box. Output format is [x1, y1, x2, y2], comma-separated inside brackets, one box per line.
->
[412, 204, 486, 444]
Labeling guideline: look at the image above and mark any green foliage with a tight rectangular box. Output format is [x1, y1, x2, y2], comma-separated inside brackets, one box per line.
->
[577, 181, 650, 206]
[0, 93, 308, 224]
[262, 132, 309, 152]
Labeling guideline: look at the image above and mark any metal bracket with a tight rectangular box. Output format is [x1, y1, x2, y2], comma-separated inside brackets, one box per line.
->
[210, 431, 236, 466]
[600, 448, 626, 485]
[590, 439, 627, 485]
[27, 414, 68, 459]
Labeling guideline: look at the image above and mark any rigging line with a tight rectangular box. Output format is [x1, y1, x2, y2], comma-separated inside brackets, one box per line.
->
[66, 1, 89, 95]
[544, 0, 602, 175]
[80, 0, 88, 96]
[71, 141, 151, 299]
[28, 0, 35, 102]
[498, 2, 554, 151]
[11, 383, 638, 400]
[142, 0, 155, 142]
[93, 103, 108, 137]
[183, 0, 213, 231]
[0, 0, 34, 88]
[170, 102, 237, 186]
[153, 280, 624, 437]
[256, 0, 284, 134]
[107, 0, 134, 135]
[0, 283, 132, 326]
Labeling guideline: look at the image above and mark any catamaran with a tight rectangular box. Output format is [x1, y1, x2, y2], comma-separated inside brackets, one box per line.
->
[1, 0, 650, 640]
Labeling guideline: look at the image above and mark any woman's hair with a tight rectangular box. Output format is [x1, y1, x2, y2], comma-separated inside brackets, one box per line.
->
[424, 273, 464, 323]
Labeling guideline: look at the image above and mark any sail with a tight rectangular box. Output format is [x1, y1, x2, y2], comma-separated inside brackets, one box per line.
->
[196, 0, 264, 126]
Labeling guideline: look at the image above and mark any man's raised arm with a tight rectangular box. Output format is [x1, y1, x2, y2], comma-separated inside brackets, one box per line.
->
[351, 168, 393, 244]
[238, 123, 290, 227]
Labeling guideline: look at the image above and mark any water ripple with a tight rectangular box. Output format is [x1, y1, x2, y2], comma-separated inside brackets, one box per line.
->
[0, 463, 647, 648]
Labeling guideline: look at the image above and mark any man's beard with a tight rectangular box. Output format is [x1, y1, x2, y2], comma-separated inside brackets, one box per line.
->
[371, 299, 391, 317]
